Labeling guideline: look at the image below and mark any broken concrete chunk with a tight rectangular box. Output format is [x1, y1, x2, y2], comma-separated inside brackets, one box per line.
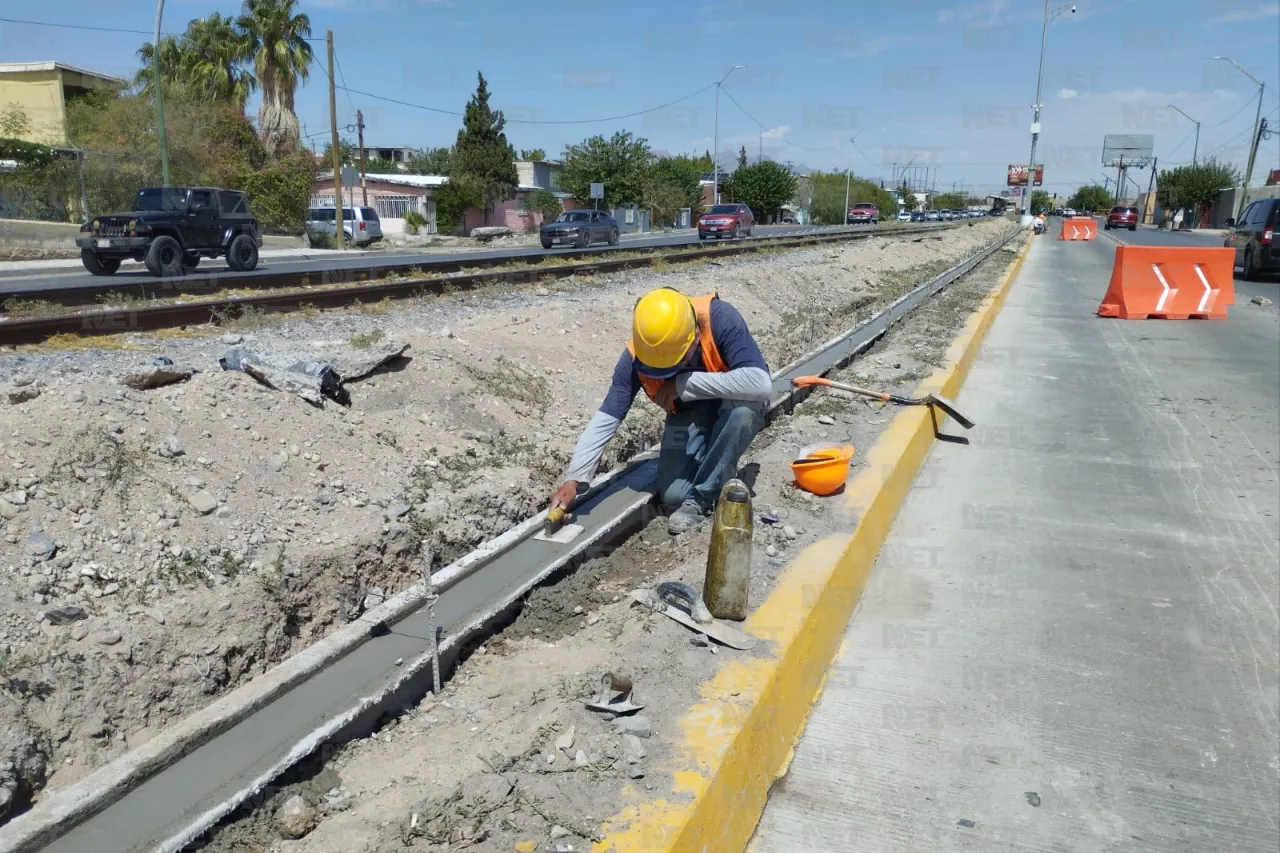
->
[5, 385, 40, 405]
[25, 532, 56, 561]
[1252, 296, 1273, 307]
[119, 363, 194, 391]
[384, 504, 411, 521]
[627, 765, 645, 779]
[470, 226, 511, 242]
[275, 794, 316, 839]
[43, 605, 88, 625]
[0, 500, 19, 520]
[188, 490, 218, 515]
[623, 734, 647, 759]
[159, 435, 185, 458]
[612, 715, 652, 739]
[90, 630, 123, 646]
[555, 725, 576, 755]
[550, 825, 571, 840]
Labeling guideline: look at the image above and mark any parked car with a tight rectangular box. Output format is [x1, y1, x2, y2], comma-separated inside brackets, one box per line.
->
[540, 209, 620, 249]
[1063, 207, 1078, 217]
[847, 202, 879, 224]
[697, 203, 754, 240]
[897, 210, 911, 222]
[306, 206, 384, 246]
[924, 210, 940, 222]
[1104, 205, 1139, 231]
[910, 211, 926, 222]
[75, 186, 263, 277]
[1226, 197, 1279, 280]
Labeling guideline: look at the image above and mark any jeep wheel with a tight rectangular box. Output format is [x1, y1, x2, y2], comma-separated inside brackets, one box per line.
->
[144, 235, 184, 277]
[227, 234, 259, 272]
[182, 253, 200, 271]
[608, 229, 619, 246]
[80, 249, 120, 276]
[1243, 245, 1261, 281]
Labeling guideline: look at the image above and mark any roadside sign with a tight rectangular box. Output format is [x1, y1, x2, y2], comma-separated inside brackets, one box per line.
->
[589, 182, 604, 199]
[341, 166, 359, 186]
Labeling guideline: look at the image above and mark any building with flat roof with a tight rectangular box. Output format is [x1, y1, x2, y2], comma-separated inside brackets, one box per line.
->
[0, 61, 127, 145]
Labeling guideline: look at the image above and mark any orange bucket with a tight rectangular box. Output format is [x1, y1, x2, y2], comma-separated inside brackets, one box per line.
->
[789, 444, 855, 496]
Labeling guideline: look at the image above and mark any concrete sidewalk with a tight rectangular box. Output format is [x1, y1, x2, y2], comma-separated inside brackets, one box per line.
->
[749, 236, 1280, 851]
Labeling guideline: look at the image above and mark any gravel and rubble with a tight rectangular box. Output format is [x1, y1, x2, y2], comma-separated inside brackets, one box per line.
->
[0, 219, 1013, 825]
[189, 229, 1026, 853]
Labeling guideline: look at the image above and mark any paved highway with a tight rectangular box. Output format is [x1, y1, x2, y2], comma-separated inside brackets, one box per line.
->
[0, 222, 874, 297]
[751, 234, 1280, 852]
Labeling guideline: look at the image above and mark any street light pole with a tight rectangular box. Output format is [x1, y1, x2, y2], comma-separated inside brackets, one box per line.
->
[1211, 57, 1266, 220]
[153, 0, 171, 187]
[1021, 2, 1076, 226]
[843, 132, 861, 226]
[1166, 105, 1201, 166]
[712, 65, 746, 206]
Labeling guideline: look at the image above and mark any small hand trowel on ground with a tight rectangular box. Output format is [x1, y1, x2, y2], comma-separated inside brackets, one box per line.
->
[584, 672, 644, 716]
[630, 581, 756, 651]
[792, 375, 975, 429]
[534, 506, 585, 544]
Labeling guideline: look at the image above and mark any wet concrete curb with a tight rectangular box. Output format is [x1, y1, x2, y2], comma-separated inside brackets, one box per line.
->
[590, 236, 1034, 852]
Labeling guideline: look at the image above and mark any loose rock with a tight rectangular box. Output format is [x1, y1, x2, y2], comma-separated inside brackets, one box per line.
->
[188, 490, 218, 515]
[43, 605, 88, 625]
[25, 532, 56, 561]
[275, 794, 317, 839]
[612, 715, 652, 739]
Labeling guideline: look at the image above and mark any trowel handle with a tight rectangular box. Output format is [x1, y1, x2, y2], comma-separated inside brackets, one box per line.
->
[794, 375, 890, 403]
[791, 375, 832, 389]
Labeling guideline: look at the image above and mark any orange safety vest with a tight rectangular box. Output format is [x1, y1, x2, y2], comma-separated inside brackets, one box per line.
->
[626, 293, 730, 413]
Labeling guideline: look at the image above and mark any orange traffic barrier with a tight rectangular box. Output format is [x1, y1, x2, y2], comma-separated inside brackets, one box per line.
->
[1058, 217, 1096, 241]
[1098, 246, 1235, 320]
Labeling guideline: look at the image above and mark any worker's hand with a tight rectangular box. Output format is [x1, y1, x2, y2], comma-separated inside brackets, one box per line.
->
[655, 379, 680, 411]
[550, 480, 580, 513]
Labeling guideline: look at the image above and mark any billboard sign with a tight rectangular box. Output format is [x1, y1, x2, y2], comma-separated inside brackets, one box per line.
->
[1007, 164, 1044, 187]
[1101, 134, 1154, 166]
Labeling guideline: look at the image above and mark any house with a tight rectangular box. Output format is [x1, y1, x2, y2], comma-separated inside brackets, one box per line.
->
[0, 61, 126, 145]
[363, 146, 419, 168]
[460, 160, 574, 233]
[310, 159, 574, 236]
[312, 172, 445, 235]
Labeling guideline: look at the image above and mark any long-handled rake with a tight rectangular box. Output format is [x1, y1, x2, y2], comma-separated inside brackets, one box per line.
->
[792, 375, 976, 429]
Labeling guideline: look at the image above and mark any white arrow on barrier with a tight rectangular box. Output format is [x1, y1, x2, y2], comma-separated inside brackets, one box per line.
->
[1152, 264, 1175, 312]
[1072, 225, 1081, 239]
[1192, 263, 1216, 312]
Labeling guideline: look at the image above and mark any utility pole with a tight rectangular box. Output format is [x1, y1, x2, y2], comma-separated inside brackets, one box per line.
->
[357, 109, 368, 206]
[153, 0, 170, 187]
[1211, 57, 1266, 221]
[327, 31, 345, 251]
[1145, 156, 1157, 224]
[1240, 116, 1269, 220]
[712, 65, 746, 206]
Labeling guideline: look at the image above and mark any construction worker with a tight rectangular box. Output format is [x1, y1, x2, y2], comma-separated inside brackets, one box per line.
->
[548, 287, 772, 536]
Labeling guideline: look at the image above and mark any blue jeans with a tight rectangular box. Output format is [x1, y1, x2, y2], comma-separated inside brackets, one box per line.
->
[655, 399, 766, 511]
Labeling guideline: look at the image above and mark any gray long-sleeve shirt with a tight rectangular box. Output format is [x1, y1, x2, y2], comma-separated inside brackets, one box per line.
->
[563, 298, 772, 483]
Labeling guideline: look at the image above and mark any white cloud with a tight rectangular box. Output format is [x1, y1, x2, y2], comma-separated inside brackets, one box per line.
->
[937, 0, 1011, 26]
[842, 33, 919, 58]
[1209, 1, 1280, 24]
[1059, 88, 1079, 99]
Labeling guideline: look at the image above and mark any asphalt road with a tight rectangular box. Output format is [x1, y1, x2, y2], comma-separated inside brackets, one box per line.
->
[0, 222, 878, 297]
[750, 233, 1280, 851]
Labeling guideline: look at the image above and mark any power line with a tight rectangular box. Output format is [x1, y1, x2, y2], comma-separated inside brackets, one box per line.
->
[716, 86, 842, 154]
[0, 15, 325, 41]
[335, 82, 717, 126]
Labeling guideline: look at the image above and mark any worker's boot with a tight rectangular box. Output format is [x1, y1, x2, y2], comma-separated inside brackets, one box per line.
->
[667, 499, 710, 536]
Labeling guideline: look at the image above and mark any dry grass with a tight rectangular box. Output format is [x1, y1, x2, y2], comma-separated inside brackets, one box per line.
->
[461, 356, 551, 415]
[348, 329, 386, 349]
[21, 333, 137, 353]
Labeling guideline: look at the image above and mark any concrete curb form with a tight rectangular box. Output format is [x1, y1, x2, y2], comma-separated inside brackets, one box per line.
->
[590, 236, 1034, 853]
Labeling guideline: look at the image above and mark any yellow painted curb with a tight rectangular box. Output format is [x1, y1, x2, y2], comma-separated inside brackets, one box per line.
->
[592, 234, 1034, 853]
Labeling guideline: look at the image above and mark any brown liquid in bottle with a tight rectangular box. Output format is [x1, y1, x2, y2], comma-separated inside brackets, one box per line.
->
[704, 479, 753, 621]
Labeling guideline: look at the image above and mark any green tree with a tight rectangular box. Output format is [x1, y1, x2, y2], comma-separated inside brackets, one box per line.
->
[451, 72, 519, 223]
[521, 187, 563, 221]
[519, 148, 547, 161]
[1156, 158, 1240, 222]
[896, 185, 918, 212]
[180, 13, 255, 112]
[238, 0, 315, 155]
[1068, 184, 1113, 213]
[645, 156, 704, 225]
[932, 192, 968, 210]
[134, 36, 188, 100]
[723, 160, 797, 221]
[322, 138, 356, 167]
[560, 130, 655, 207]
[405, 146, 453, 175]
[805, 172, 895, 224]
[364, 156, 402, 174]
[1029, 189, 1052, 213]
[435, 174, 482, 234]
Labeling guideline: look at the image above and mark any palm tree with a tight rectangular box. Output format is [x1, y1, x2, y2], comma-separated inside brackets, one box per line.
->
[134, 36, 186, 99]
[181, 14, 255, 113]
[237, 0, 314, 156]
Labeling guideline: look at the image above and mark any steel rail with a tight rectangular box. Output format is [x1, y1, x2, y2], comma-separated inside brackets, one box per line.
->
[0, 227, 1020, 853]
[0, 225, 958, 346]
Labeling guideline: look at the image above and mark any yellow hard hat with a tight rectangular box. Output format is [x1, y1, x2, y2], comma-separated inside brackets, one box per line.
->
[632, 288, 697, 373]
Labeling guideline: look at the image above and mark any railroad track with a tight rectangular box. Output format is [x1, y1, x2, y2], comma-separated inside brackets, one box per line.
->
[0, 223, 959, 346]
[0, 225, 1019, 853]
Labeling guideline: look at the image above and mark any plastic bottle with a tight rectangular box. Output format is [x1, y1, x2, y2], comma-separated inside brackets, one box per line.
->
[704, 479, 753, 621]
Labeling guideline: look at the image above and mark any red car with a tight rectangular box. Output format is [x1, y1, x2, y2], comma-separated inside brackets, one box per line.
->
[698, 203, 754, 240]
[1105, 205, 1139, 231]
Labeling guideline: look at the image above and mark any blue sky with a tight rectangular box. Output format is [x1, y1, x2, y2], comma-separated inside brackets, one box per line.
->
[3, 0, 1278, 198]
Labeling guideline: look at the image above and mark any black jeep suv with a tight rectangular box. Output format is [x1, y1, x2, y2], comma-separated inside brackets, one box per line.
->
[75, 186, 264, 277]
